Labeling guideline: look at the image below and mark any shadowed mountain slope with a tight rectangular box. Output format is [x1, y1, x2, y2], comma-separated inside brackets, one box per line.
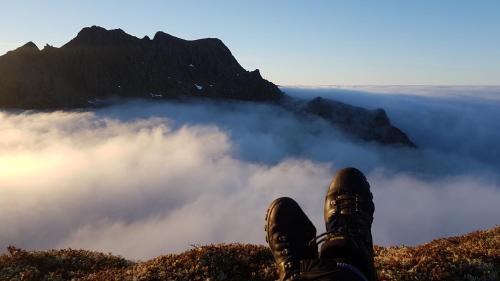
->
[302, 97, 416, 147]
[0, 26, 281, 108]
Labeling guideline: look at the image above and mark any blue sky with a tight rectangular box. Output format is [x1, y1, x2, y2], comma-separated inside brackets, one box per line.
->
[0, 0, 499, 85]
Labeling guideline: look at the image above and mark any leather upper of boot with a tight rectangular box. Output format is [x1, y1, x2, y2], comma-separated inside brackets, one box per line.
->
[322, 167, 377, 281]
[266, 197, 318, 280]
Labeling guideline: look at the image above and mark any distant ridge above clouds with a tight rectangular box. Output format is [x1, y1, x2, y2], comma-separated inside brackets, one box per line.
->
[0, 25, 282, 108]
[0, 26, 415, 147]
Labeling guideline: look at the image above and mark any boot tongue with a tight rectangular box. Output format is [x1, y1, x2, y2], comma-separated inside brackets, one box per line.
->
[319, 237, 353, 260]
[320, 238, 375, 281]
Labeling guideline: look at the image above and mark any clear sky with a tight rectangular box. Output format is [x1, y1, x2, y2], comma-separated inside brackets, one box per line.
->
[1, 0, 499, 85]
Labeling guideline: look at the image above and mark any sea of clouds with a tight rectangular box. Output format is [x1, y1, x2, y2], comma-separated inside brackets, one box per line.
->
[1, 86, 499, 260]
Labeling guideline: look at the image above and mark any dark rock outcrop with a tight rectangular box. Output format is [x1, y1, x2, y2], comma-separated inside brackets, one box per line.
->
[0, 26, 282, 108]
[300, 97, 416, 147]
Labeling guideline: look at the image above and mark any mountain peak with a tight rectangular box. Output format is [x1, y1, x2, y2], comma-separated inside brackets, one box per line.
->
[63, 26, 137, 47]
[153, 31, 183, 42]
[17, 41, 39, 51]
[81, 25, 108, 33]
[78, 25, 128, 35]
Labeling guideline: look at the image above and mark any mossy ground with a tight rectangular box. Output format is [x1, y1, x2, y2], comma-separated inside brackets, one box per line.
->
[1, 227, 498, 281]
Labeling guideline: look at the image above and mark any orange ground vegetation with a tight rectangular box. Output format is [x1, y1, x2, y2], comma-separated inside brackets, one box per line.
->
[1, 226, 498, 281]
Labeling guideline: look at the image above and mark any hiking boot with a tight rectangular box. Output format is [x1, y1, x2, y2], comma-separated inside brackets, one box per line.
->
[319, 167, 377, 281]
[265, 197, 318, 281]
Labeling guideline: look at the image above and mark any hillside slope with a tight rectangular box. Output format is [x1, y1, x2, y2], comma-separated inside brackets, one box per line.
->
[1, 227, 498, 281]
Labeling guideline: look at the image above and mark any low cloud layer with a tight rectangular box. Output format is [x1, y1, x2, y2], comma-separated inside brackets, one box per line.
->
[1, 86, 499, 260]
[284, 85, 500, 172]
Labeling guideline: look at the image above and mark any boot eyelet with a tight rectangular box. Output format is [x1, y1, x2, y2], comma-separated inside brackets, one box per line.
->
[281, 249, 289, 255]
[278, 235, 287, 242]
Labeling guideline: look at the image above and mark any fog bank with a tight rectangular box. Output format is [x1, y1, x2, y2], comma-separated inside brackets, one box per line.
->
[1, 86, 499, 259]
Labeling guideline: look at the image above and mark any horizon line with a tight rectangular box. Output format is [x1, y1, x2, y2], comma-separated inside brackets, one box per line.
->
[279, 84, 500, 87]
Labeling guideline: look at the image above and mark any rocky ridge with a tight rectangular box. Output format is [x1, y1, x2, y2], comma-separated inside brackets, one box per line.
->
[302, 97, 415, 147]
[0, 26, 281, 109]
[0, 26, 415, 147]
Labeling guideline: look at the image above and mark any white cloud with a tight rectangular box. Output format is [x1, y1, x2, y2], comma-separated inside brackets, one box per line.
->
[1, 87, 499, 260]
